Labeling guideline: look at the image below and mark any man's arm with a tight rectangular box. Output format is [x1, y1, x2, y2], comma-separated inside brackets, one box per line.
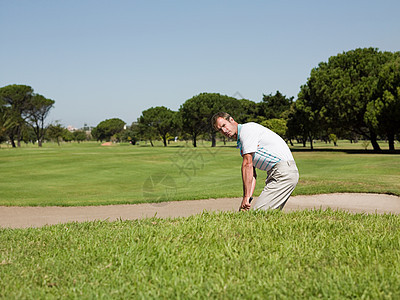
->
[250, 167, 257, 201]
[240, 153, 254, 210]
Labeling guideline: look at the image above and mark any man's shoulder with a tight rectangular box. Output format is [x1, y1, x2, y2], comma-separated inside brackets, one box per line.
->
[239, 123, 263, 142]
[241, 122, 264, 132]
[242, 122, 262, 128]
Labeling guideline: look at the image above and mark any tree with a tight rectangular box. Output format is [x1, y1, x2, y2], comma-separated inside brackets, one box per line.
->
[258, 91, 294, 119]
[62, 129, 74, 142]
[138, 106, 176, 147]
[120, 125, 138, 144]
[128, 122, 147, 145]
[0, 85, 34, 147]
[290, 48, 397, 151]
[73, 130, 87, 143]
[328, 133, 338, 146]
[364, 52, 400, 150]
[323, 48, 389, 151]
[0, 113, 9, 143]
[0, 84, 55, 147]
[20, 125, 36, 145]
[26, 94, 55, 147]
[0, 101, 16, 144]
[90, 127, 100, 142]
[179, 93, 241, 147]
[179, 94, 210, 148]
[46, 122, 65, 145]
[92, 118, 126, 142]
[260, 118, 288, 139]
[136, 120, 158, 146]
[286, 96, 321, 149]
[234, 99, 258, 124]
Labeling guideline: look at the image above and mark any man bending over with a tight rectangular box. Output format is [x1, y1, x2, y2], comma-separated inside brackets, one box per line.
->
[212, 112, 299, 211]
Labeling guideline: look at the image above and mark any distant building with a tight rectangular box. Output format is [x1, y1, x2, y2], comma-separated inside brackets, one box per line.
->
[67, 125, 78, 132]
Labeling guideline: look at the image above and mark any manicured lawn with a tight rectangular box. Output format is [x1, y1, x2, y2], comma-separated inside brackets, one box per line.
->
[0, 141, 399, 206]
[1, 210, 399, 298]
[294, 151, 400, 195]
[1, 141, 399, 299]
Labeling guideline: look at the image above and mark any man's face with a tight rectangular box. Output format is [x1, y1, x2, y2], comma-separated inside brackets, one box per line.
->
[215, 117, 238, 138]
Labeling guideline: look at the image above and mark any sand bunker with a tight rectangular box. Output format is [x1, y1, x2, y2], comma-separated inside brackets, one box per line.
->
[1, 193, 399, 229]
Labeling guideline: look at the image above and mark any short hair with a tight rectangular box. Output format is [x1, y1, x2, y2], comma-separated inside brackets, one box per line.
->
[211, 112, 232, 130]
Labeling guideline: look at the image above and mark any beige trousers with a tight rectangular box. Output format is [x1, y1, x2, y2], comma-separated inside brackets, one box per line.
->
[251, 160, 299, 211]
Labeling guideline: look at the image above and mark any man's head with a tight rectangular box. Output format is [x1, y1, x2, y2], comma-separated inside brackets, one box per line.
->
[211, 112, 239, 139]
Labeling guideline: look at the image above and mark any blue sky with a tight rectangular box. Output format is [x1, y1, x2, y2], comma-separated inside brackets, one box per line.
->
[1, 1, 399, 128]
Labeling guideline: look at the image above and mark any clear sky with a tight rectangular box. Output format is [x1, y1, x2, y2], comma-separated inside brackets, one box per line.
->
[1, 0, 399, 128]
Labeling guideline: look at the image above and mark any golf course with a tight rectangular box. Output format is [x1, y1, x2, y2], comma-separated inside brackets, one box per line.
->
[0, 140, 399, 206]
[1, 141, 400, 298]
[2, 0, 400, 297]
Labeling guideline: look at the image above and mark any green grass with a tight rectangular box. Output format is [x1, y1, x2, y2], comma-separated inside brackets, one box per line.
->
[295, 151, 400, 195]
[0, 141, 399, 206]
[1, 142, 399, 298]
[1, 210, 399, 299]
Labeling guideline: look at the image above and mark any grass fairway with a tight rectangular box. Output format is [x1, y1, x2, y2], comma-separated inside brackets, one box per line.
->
[1, 210, 399, 298]
[0, 141, 399, 206]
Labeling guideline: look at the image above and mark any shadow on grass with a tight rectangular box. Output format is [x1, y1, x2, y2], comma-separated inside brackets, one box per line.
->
[290, 148, 400, 155]
[134, 142, 400, 154]
[209, 144, 400, 154]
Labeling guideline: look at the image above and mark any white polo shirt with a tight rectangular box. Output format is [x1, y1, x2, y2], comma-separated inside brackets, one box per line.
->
[237, 122, 294, 172]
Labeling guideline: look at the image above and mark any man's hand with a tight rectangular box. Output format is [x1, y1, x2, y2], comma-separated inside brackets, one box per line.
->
[239, 197, 253, 211]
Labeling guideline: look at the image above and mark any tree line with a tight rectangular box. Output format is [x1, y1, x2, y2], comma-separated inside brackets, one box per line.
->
[2, 48, 399, 150]
[114, 48, 400, 150]
[88, 92, 293, 147]
[132, 91, 293, 147]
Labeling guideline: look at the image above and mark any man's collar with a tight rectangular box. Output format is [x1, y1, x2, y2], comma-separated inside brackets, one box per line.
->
[236, 124, 242, 148]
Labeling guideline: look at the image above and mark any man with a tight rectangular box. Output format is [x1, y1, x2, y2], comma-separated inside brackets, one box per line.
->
[212, 112, 299, 211]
